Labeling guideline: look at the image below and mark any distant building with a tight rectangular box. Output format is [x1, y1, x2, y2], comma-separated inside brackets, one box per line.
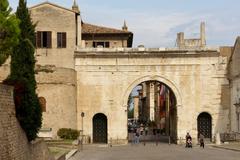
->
[176, 22, 206, 49]
[132, 96, 139, 120]
[82, 22, 133, 48]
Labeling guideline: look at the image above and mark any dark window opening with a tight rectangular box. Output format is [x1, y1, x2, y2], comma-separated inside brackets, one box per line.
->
[36, 31, 52, 48]
[39, 97, 46, 112]
[57, 32, 67, 48]
[93, 41, 110, 48]
[42, 32, 48, 48]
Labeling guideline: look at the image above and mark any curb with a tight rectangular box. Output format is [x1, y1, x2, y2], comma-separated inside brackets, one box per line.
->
[65, 149, 78, 160]
[211, 145, 240, 152]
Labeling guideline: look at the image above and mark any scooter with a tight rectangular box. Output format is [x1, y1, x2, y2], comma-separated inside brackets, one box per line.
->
[186, 139, 192, 148]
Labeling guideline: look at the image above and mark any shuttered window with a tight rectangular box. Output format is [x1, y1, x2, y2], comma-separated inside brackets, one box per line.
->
[57, 32, 67, 48]
[36, 31, 52, 48]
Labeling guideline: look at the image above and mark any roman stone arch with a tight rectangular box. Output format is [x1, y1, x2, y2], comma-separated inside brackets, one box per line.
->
[122, 75, 182, 143]
[122, 75, 182, 109]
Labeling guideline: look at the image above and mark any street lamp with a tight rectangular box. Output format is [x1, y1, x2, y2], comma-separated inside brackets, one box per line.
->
[81, 112, 85, 151]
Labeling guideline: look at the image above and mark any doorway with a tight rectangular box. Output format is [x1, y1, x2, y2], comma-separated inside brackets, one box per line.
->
[93, 113, 108, 143]
[197, 112, 212, 140]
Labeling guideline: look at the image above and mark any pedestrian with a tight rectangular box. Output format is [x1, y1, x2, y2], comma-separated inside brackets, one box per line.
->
[134, 128, 140, 144]
[77, 135, 82, 151]
[140, 124, 144, 135]
[145, 125, 148, 135]
[199, 133, 205, 148]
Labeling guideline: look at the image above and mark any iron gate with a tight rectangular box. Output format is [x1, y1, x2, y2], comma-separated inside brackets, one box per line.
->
[93, 113, 107, 143]
[197, 112, 212, 139]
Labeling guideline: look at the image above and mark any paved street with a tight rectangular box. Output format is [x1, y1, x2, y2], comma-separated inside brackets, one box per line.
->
[69, 143, 240, 160]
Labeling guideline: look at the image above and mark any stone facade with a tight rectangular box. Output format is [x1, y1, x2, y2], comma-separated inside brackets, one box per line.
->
[0, 1, 238, 145]
[75, 47, 229, 144]
[36, 66, 77, 137]
[29, 2, 80, 138]
[228, 37, 240, 132]
[30, 2, 81, 69]
[0, 84, 54, 160]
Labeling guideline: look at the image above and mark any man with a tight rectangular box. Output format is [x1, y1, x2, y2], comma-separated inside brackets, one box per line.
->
[199, 133, 205, 148]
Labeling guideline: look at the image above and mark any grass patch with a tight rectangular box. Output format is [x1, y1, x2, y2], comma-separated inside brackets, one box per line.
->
[48, 146, 70, 159]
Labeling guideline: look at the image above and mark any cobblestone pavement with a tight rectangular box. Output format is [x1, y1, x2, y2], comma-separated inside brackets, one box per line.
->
[69, 143, 240, 160]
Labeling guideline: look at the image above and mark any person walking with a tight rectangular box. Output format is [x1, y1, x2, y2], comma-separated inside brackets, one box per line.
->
[144, 125, 148, 135]
[140, 124, 144, 135]
[134, 128, 140, 144]
[199, 133, 205, 148]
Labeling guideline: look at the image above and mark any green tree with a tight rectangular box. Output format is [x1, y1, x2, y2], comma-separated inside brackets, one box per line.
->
[0, 0, 20, 65]
[5, 0, 42, 141]
[127, 93, 134, 118]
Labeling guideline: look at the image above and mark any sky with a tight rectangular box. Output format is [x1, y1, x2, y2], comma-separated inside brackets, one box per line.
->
[8, 0, 240, 47]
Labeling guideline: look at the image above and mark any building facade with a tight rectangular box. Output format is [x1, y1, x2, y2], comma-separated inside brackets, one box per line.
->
[229, 37, 240, 133]
[0, 1, 239, 144]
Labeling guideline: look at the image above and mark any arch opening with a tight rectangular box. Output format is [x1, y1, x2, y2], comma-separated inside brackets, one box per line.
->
[197, 112, 212, 141]
[127, 80, 177, 143]
[92, 113, 108, 143]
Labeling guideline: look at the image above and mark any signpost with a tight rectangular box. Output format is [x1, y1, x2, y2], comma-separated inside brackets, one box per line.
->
[81, 112, 85, 151]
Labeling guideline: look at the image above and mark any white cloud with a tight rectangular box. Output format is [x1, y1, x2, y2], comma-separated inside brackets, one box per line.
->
[9, 0, 240, 47]
[81, 3, 240, 47]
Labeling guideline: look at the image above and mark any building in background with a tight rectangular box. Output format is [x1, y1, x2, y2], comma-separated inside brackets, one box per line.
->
[176, 22, 206, 49]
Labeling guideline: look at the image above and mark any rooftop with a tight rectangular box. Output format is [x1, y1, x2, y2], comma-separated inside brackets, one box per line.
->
[82, 23, 132, 35]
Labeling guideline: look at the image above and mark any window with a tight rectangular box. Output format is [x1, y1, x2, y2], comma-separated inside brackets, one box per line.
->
[39, 97, 46, 112]
[36, 31, 52, 48]
[57, 32, 67, 48]
[93, 41, 110, 48]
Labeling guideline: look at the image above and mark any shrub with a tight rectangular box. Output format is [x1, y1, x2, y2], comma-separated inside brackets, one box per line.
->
[57, 128, 79, 140]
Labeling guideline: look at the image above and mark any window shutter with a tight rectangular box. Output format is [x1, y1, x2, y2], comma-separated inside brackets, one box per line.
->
[57, 32, 61, 48]
[37, 31, 42, 48]
[105, 42, 110, 48]
[62, 32, 67, 48]
[47, 31, 52, 48]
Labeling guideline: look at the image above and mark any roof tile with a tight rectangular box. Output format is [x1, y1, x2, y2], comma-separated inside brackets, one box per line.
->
[82, 23, 132, 34]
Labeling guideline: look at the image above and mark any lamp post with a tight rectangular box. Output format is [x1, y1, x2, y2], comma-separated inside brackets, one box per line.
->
[81, 112, 85, 151]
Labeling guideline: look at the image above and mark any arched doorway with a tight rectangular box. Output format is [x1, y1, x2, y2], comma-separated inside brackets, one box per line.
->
[127, 80, 177, 143]
[93, 113, 108, 143]
[197, 112, 212, 140]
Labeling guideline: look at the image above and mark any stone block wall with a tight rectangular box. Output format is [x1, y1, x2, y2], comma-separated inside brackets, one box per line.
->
[36, 67, 77, 138]
[0, 84, 54, 160]
[75, 48, 230, 144]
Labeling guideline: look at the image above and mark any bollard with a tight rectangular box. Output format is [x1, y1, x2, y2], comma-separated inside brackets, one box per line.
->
[110, 137, 112, 147]
[215, 132, 221, 145]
